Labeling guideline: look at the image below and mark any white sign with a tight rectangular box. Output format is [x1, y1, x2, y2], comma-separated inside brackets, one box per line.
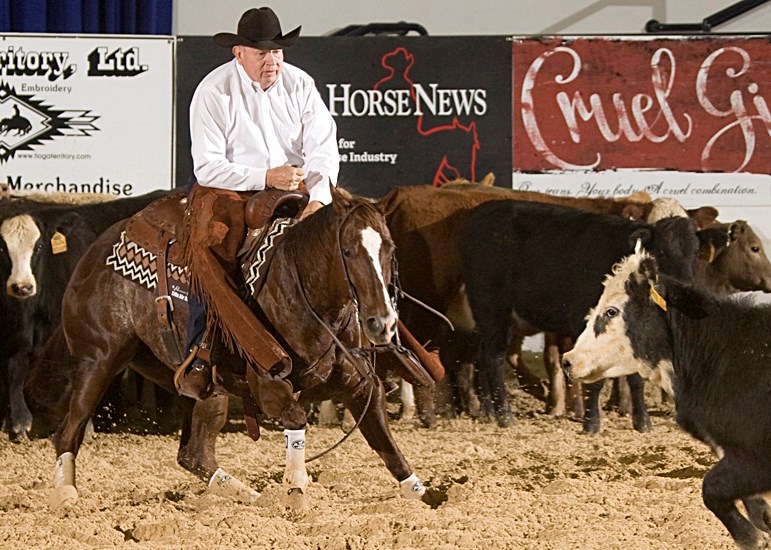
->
[0, 33, 175, 197]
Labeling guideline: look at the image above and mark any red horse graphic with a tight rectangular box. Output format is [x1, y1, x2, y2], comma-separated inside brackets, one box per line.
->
[373, 47, 480, 186]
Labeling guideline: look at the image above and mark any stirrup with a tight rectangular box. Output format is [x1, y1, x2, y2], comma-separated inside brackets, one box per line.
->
[173, 344, 199, 393]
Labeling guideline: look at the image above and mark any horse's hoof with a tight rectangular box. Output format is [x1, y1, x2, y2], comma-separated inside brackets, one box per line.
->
[208, 468, 260, 504]
[48, 485, 78, 511]
[282, 488, 312, 514]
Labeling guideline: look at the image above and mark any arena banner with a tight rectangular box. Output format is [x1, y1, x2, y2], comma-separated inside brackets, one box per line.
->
[512, 35, 771, 209]
[0, 34, 174, 197]
[176, 36, 512, 197]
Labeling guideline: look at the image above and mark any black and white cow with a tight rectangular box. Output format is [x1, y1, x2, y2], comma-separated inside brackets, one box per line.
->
[562, 251, 771, 549]
[604, 219, 771, 433]
[459, 199, 701, 428]
[0, 190, 169, 438]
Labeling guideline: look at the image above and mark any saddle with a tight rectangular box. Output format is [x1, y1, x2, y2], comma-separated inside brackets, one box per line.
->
[125, 191, 188, 263]
[123, 192, 190, 363]
[123, 187, 310, 361]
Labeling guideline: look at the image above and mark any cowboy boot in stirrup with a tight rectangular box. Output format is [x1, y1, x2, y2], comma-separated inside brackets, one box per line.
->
[174, 346, 214, 400]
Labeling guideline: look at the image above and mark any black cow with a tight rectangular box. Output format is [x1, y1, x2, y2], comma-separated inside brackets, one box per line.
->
[563, 251, 771, 549]
[0, 190, 170, 439]
[459, 199, 701, 428]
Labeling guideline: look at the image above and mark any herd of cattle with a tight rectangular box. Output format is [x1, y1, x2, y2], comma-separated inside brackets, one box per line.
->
[2, 179, 771, 547]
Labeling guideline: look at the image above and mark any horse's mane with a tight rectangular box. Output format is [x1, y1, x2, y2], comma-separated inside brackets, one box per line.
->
[283, 193, 378, 251]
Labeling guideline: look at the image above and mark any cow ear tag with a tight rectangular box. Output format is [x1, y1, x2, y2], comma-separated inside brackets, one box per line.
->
[51, 231, 68, 254]
[649, 284, 667, 311]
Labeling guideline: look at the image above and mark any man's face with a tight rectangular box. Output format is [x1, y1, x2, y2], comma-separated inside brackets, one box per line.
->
[234, 46, 284, 90]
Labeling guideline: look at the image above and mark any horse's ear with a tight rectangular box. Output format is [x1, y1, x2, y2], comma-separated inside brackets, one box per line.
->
[331, 184, 352, 212]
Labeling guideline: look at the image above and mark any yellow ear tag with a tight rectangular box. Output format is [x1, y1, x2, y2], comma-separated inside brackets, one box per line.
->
[649, 285, 667, 311]
[51, 231, 68, 255]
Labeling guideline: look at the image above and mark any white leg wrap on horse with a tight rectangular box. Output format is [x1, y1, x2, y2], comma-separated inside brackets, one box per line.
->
[283, 428, 309, 493]
[49, 452, 79, 510]
[399, 472, 426, 500]
[54, 452, 75, 488]
[208, 467, 260, 502]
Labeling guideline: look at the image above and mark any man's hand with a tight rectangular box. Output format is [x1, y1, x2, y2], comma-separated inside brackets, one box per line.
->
[266, 164, 304, 191]
[300, 200, 323, 220]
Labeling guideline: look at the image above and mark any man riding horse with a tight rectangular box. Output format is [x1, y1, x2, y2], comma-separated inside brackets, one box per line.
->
[178, 7, 441, 478]
[178, 6, 340, 401]
[45, 7, 447, 511]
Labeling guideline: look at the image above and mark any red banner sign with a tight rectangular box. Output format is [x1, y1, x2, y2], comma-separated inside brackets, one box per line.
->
[513, 36, 770, 175]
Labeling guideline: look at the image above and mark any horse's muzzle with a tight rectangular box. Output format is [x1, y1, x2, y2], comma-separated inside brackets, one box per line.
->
[364, 315, 395, 345]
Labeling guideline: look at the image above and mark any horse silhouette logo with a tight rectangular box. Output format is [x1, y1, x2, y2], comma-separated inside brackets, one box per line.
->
[0, 81, 100, 163]
[0, 104, 32, 136]
[373, 47, 481, 187]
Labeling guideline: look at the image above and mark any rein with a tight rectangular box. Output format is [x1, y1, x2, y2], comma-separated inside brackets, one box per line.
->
[390, 256, 455, 332]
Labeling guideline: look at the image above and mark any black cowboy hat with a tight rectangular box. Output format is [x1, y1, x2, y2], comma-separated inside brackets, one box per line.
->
[213, 7, 301, 50]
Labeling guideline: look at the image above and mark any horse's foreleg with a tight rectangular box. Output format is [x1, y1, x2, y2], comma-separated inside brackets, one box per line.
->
[341, 378, 426, 502]
[283, 428, 308, 493]
[247, 373, 309, 494]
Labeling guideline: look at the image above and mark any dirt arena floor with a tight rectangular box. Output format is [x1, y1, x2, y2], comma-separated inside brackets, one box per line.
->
[0, 370, 735, 550]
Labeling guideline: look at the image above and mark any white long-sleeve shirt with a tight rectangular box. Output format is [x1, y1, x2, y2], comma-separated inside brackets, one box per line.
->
[190, 58, 340, 205]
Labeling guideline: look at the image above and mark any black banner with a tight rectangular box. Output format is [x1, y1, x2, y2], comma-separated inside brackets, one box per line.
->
[176, 36, 512, 197]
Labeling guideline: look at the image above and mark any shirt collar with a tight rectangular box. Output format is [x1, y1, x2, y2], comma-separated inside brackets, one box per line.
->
[234, 59, 282, 96]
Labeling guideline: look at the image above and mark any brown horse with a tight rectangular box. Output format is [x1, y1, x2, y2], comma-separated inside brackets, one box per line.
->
[48, 189, 432, 510]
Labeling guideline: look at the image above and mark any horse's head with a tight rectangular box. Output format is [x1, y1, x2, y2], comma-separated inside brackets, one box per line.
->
[331, 189, 398, 345]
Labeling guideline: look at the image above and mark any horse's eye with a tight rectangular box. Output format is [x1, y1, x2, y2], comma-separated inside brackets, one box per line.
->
[605, 307, 619, 318]
[342, 248, 351, 257]
[751, 246, 760, 254]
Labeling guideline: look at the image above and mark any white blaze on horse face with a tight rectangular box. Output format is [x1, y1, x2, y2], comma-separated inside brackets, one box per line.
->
[565, 255, 653, 383]
[1, 214, 40, 299]
[360, 226, 398, 340]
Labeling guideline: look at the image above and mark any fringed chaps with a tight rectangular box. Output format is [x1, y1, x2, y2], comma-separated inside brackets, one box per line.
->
[180, 184, 291, 376]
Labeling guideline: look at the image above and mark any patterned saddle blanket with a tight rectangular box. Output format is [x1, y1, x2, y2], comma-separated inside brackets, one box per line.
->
[106, 217, 296, 302]
[106, 230, 191, 302]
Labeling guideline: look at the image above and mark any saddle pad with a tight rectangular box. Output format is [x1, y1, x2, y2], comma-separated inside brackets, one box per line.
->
[106, 230, 190, 302]
[242, 217, 296, 298]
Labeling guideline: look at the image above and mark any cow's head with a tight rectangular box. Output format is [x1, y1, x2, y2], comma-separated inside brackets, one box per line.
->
[562, 252, 662, 387]
[631, 216, 700, 283]
[1, 214, 41, 298]
[562, 251, 712, 397]
[0, 210, 91, 300]
[712, 221, 771, 293]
